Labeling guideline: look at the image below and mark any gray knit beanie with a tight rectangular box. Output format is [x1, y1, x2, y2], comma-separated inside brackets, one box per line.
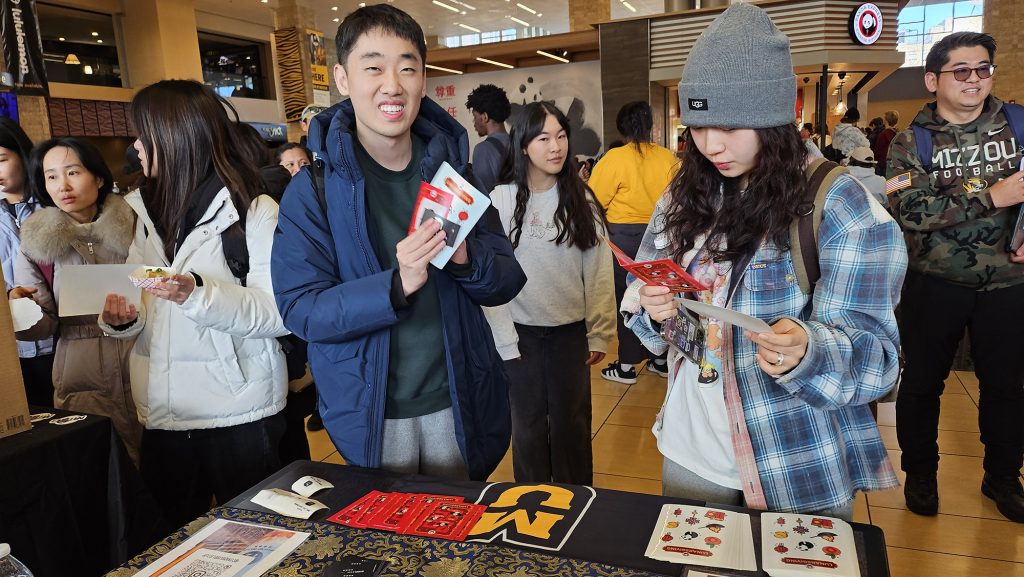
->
[678, 3, 795, 129]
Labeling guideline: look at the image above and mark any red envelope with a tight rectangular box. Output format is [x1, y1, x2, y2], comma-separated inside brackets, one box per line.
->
[608, 240, 707, 293]
[326, 491, 382, 527]
[404, 501, 486, 541]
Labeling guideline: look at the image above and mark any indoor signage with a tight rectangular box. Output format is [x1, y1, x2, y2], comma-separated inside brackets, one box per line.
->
[849, 3, 883, 46]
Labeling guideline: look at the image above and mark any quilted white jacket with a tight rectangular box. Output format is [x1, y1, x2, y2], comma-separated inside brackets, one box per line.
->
[100, 188, 288, 430]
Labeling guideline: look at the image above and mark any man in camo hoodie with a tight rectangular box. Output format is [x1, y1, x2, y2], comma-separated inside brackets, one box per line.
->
[888, 31, 1024, 524]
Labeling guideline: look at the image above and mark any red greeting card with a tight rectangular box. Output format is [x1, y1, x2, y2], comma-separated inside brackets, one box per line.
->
[608, 240, 707, 293]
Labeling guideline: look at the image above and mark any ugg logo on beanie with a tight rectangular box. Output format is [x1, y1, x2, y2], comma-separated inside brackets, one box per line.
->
[688, 98, 708, 111]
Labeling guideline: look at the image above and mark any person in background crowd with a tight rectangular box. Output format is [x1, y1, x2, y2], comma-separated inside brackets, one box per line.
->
[99, 80, 288, 528]
[299, 105, 326, 148]
[234, 122, 291, 204]
[589, 101, 678, 384]
[11, 137, 141, 461]
[277, 142, 312, 177]
[844, 146, 886, 206]
[867, 116, 884, 148]
[0, 118, 54, 406]
[625, 3, 905, 518]
[831, 107, 870, 161]
[800, 122, 824, 159]
[872, 110, 899, 176]
[272, 4, 526, 481]
[490, 101, 614, 484]
[466, 84, 511, 196]
[888, 31, 1024, 524]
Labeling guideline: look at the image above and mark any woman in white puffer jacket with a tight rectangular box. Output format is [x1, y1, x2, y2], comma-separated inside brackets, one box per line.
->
[100, 79, 288, 529]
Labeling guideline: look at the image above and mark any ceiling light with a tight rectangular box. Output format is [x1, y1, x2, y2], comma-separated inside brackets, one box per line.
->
[433, 1, 460, 13]
[333, 17, 340, 22]
[359, 2, 366, 5]
[537, 13, 542, 16]
[536, 49, 569, 63]
[83, 65, 94, 75]
[96, 39, 103, 43]
[91, 32, 99, 36]
[621, 1, 637, 12]
[458, 23, 481, 32]
[509, 15, 530, 26]
[331, 5, 338, 10]
[58, 37, 65, 41]
[64, 53, 80, 65]
[426, 63, 463, 75]
[476, 57, 514, 69]
[454, 0, 476, 9]
[516, 3, 537, 14]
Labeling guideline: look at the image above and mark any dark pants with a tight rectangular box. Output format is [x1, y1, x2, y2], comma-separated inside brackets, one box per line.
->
[279, 385, 315, 464]
[20, 353, 55, 407]
[609, 223, 660, 365]
[896, 271, 1024, 477]
[141, 412, 286, 529]
[507, 321, 592, 485]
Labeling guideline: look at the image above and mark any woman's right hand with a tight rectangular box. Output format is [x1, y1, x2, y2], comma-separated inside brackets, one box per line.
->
[101, 293, 138, 326]
[639, 285, 677, 323]
[8, 286, 36, 301]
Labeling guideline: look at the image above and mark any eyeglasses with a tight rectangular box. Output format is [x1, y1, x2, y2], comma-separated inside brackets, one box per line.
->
[936, 64, 996, 82]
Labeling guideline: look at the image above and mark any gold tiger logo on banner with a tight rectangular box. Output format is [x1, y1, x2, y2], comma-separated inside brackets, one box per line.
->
[467, 483, 596, 551]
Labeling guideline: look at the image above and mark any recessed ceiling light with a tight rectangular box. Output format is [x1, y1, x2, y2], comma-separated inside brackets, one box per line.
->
[91, 32, 99, 36]
[457, 23, 480, 32]
[58, 37, 65, 41]
[358, 2, 366, 6]
[432, 1, 460, 13]
[476, 57, 514, 69]
[536, 49, 569, 63]
[96, 39, 103, 43]
[621, 1, 637, 12]
[331, 5, 338, 10]
[426, 64, 463, 75]
[516, 3, 536, 14]
[509, 15, 530, 26]
[332, 17, 340, 22]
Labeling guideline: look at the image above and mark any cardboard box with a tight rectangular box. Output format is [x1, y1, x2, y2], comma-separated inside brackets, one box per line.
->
[0, 264, 30, 439]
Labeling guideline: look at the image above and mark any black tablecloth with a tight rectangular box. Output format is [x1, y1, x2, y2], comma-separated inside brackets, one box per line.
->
[0, 406, 167, 577]
[227, 460, 890, 577]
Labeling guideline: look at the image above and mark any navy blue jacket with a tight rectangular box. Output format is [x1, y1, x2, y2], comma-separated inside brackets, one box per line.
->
[271, 98, 526, 480]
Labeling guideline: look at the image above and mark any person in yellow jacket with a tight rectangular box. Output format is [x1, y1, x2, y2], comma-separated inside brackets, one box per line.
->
[589, 101, 679, 384]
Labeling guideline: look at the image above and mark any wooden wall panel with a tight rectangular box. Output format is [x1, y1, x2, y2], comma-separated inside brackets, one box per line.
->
[48, 99, 69, 137]
[599, 19, 650, 149]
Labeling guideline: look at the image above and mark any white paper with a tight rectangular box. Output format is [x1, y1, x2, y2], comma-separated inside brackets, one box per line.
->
[676, 298, 772, 334]
[251, 488, 327, 519]
[9, 297, 43, 331]
[425, 162, 492, 269]
[57, 264, 140, 317]
[149, 548, 251, 577]
[133, 518, 309, 577]
[291, 475, 333, 497]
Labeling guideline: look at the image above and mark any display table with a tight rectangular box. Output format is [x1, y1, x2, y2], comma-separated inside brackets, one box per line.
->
[0, 406, 167, 577]
[108, 460, 889, 577]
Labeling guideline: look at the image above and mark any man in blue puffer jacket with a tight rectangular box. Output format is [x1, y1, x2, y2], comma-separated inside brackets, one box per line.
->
[271, 4, 526, 482]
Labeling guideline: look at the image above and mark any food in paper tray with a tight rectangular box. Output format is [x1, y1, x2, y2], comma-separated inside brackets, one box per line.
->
[129, 266, 176, 288]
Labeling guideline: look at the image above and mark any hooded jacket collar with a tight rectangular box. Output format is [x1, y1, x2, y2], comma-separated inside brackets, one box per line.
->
[307, 97, 470, 182]
[914, 95, 1007, 133]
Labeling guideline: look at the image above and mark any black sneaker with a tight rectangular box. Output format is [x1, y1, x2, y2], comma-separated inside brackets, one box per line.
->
[306, 411, 324, 432]
[904, 471, 938, 516]
[981, 474, 1024, 523]
[601, 361, 637, 384]
[647, 359, 669, 378]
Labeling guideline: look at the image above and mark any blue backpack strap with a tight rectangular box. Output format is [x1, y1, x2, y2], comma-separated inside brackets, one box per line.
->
[1001, 102, 1024, 151]
[912, 123, 932, 174]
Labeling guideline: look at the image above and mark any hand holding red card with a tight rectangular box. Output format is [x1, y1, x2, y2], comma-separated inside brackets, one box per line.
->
[609, 240, 708, 293]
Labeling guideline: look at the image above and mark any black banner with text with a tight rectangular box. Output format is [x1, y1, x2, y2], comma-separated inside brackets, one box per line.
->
[1, 0, 48, 96]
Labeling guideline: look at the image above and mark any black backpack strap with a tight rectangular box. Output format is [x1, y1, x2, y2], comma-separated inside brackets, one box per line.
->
[790, 158, 846, 294]
[310, 157, 327, 217]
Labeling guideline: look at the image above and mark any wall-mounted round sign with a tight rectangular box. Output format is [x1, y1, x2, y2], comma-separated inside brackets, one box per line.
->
[849, 3, 883, 46]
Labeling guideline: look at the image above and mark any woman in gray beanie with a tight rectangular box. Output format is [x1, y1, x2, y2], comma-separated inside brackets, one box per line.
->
[620, 3, 906, 518]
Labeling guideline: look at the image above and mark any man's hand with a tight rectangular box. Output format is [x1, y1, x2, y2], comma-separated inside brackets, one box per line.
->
[101, 293, 138, 326]
[8, 286, 36, 301]
[639, 285, 676, 323]
[988, 169, 1024, 208]
[745, 318, 809, 376]
[585, 351, 605, 365]
[451, 240, 469, 265]
[397, 220, 446, 296]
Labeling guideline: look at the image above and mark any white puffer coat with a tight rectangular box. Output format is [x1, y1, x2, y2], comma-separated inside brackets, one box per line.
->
[100, 188, 288, 431]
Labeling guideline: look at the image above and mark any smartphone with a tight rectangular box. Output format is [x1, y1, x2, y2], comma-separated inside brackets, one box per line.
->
[1007, 157, 1024, 253]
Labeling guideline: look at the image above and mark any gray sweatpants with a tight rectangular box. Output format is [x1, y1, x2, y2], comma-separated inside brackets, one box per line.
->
[381, 407, 468, 480]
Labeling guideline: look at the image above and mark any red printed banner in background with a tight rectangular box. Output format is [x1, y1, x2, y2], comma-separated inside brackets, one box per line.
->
[0, 0, 48, 96]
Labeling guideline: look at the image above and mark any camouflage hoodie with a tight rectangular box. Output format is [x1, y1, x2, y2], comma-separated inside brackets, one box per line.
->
[888, 96, 1023, 289]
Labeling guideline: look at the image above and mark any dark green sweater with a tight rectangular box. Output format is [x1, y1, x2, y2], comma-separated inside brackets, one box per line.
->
[355, 136, 451, 419]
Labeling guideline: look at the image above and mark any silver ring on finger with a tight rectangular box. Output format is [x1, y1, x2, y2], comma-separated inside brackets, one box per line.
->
[775, 352, 785, 367]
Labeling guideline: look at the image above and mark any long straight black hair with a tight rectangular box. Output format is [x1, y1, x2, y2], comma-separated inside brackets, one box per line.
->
[131, 80, 264, 261]
[497, 101, 604, 250]
[0, 117, 34, 202]
[661, 125, 808, 263]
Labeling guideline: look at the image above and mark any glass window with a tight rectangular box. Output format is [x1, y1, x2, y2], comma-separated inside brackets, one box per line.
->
[460, 33, 480, 46]
[198, 32, 270, 100]
[36, 2, 123, 88]
[897, 0, 985, 69]
[481, 31, 501, 44]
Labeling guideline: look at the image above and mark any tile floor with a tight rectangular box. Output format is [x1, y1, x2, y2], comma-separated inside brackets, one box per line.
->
[306, 368, 1024, 576]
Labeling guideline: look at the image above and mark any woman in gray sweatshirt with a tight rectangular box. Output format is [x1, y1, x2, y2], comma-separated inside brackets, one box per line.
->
[489, 102, 615, 485]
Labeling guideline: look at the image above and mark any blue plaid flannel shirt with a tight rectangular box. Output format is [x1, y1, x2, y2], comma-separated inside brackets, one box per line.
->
[623, 174, 906, 513]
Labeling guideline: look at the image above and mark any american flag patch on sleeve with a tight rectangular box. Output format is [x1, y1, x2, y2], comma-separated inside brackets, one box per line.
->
[886, 172, 912, 194]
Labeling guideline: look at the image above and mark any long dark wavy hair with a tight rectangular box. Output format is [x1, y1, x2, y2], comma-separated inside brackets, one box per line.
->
[662, 125, 808, 263]
[131, 80, 264, 261]
[497, 101, 604, 250]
